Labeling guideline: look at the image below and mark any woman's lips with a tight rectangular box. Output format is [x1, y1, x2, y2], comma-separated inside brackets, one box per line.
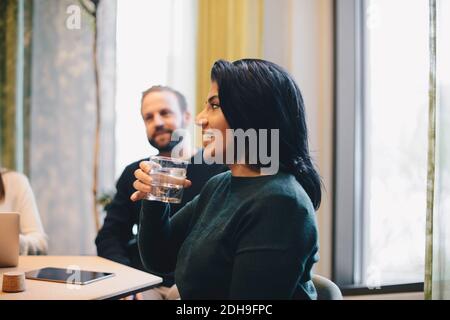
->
[202, 130, 215, 143]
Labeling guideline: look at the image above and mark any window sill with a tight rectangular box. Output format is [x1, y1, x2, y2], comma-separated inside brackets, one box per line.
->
[340, 282, 424, 296]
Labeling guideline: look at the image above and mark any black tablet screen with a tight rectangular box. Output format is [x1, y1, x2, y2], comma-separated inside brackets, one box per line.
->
[25, 267, 114, 285]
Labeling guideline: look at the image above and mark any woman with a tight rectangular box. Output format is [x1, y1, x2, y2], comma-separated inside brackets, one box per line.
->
[131, 59, 321, 299]
[0, 169, 48, 255]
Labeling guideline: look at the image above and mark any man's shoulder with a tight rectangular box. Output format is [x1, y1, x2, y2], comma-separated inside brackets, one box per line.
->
[122, 158, 148, 173]
[115, 158, 148, 185]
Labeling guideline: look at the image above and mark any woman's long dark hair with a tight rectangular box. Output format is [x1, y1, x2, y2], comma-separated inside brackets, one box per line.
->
[211, 59, 322, 210]
[0, 171, 5, 202]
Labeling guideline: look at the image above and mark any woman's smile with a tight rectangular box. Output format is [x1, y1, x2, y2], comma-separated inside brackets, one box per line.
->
[202, 129, 216, 147]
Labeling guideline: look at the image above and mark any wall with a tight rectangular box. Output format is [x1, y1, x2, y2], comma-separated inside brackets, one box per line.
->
[263, 0, 335, 278]
[114, 0, 198, 176]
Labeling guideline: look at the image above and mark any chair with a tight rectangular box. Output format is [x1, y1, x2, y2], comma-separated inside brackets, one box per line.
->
[312, 275, 343, 300]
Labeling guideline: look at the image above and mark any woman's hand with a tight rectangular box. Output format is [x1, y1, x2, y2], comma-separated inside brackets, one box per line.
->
[130, 160, 192, 202]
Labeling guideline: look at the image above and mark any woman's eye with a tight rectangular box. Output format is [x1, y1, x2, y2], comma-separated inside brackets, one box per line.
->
[211, 103, 220, 110]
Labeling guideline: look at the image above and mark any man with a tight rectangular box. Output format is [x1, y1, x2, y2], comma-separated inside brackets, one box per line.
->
[95, 86, 226, 299]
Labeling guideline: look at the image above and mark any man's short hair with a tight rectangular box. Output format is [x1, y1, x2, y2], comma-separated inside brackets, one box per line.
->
[141, 85, 188, 113]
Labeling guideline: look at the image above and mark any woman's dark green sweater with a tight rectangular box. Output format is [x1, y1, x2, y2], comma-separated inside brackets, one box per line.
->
[138, 171, 319, 300]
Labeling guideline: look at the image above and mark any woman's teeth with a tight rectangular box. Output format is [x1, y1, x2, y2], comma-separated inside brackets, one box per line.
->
[203, 130, 215, 142]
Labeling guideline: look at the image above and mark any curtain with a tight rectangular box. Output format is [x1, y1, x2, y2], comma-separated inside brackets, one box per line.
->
[0, 0, 32, 173]
[29, 0, 116, 255]
[425, 0, 450, 300]
[195, 0, 264, 115]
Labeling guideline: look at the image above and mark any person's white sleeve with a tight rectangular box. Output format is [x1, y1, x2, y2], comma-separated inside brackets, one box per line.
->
[13, 173, 48, 255]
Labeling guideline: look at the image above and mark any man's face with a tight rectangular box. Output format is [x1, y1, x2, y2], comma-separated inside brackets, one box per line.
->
[141, 91, 187, 152]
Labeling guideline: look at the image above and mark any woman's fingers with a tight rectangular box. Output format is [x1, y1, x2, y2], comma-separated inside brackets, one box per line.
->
[140, 160, 157, 173]
[133, 179, 151, 193]
[134, 168, 152, 185]
[130, 190, 147, 202]
[131, 160, 192, 202]
[184, 179, 192, 188]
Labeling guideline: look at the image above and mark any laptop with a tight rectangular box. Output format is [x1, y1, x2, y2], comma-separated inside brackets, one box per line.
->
[0, 212, 20, 267]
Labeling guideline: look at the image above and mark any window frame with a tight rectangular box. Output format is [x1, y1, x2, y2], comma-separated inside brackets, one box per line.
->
[333, 0, 367, 287]
[333, 0, 426, 292]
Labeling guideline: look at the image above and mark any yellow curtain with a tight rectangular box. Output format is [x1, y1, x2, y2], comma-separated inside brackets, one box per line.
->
[196, 0, 264, 115]
[0, 0, 18, 169]
[0, 0, 32, 173]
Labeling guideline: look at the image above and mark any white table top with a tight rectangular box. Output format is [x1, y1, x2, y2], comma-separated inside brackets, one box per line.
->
[0, 256, 162, 300]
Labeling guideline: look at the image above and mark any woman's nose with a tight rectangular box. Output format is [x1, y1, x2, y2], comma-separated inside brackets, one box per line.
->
[195, 109, 208, 127]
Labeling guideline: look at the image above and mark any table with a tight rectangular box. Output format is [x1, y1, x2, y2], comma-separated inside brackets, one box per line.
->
[0, 256, 162, 300]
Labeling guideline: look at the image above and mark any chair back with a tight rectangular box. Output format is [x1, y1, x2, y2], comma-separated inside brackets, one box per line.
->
[313, 275, 343, 300]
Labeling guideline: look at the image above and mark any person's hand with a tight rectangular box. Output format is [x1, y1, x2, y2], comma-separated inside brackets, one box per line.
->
[19, 234, 28, 255]
[120, 293, 143, 300]
[134, 293, 144, 300]
[130, 160, 192, 202]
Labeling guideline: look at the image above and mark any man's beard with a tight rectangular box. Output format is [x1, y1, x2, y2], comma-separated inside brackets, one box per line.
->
[148, 128, 184, 154]
[149, 138, 181, 154]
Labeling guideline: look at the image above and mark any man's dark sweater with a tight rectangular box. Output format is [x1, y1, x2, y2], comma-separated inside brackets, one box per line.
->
[139, 171, 319, 299]
[95, 151, 226, 286]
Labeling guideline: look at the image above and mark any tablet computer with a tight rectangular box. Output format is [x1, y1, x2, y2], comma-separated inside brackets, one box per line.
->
[25, 267, 114, 285]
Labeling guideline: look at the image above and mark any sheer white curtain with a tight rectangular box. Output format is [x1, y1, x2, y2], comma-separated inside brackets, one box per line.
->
[115, 0, 198, 178]
[30, 0, 117, 255]
[426, 0, 450, 300]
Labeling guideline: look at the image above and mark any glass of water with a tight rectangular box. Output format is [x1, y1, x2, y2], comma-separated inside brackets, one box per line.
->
[146, 156, 189, 204]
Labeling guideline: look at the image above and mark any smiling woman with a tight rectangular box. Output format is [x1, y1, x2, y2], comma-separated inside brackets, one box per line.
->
[132, 59, 322, 300]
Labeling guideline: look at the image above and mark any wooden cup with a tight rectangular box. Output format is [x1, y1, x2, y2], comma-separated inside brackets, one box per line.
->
[2, 271, 26, 293]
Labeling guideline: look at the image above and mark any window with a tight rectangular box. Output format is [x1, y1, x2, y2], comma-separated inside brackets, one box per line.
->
[335, 0, 429, 287]
[115, 0, 197, 178]
[364, 0, 429, 286]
